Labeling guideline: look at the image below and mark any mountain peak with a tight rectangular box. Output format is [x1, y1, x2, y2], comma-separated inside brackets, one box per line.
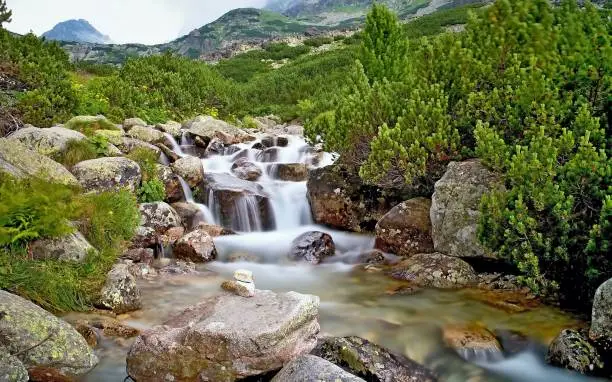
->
[42, 19, 112, 44]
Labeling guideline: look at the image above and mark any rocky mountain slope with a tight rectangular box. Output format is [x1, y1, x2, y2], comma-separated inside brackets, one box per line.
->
[42, 19, 112, 44]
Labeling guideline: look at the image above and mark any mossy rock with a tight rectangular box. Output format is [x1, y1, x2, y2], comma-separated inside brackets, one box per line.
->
[7, 126, 87, 157]
[65, 116, 118, 136]
[0, 291, 98, 377]
[0, 138, 79, 186]
[94, 129, 124, 145]
[0, 348, 28, 382]
[70, 157, 142, 193]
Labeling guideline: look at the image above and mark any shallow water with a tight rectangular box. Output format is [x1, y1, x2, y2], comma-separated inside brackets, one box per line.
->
[80, 133, 597, 381]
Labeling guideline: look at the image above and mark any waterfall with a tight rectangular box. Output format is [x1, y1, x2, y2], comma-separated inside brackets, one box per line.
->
[233, 195, 263, 232]
[164, 133, 186, 158]
[178, 176, 216, 225]
[180, 130, 193, 146]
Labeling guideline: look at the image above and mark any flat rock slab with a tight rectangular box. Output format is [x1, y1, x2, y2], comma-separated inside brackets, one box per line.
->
[271, 355, 365, 382]
[127, 290, 320, 381]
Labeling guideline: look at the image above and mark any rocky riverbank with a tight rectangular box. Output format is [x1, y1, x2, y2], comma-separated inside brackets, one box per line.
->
[1, 114, 610, 381]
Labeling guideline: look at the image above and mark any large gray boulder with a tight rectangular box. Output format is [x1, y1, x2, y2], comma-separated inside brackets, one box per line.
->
[116, 137, 161, 156]
[123, 118, 147, 130]
[0, 348, 28, 382]
[185, 115, 250, 145]
[8, 126, 87, 157]
[313, 336, 437, 382]
[156, 121, 182, 139]
[390, 252, 476, 289]
[139, 202, 182, 234]
[590, 278, 612, 341]
[0, 291, 98, 377]
[71, 157, 141, 193]
[375, 197, 434, 257]
[0, 139, 78, 186]
[170, 155, 204, 188]
[127, 125, 165, 144]
[98, 263, 142, 314]
[271, 355, 365, 382]
[29, 231, 96, 262]
[546, 329, 604, 375]
[126, 290, 320, 381]
[430, 160, 502, 259]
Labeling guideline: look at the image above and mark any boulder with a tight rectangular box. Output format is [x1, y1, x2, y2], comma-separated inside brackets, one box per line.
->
[139, 202, 182, 233]
[127, 125, 165, 144]
[156, 164, 182, 202]
[171, 202, 202, 229]
[160, 226, 185, 246]
[289, 231, 335, 264]
[312, 336, 437, 382]
[271, 355, 365, 382]
[71, 157, 141, 193]
[204, 137, 226, 156]
[116, 137, 161, 156]
[231, 158, 262, 181]
[390, 253, 476, 289]
[590, 278, 612, 341]
[352, 249, 389, 265]
[375, 197, 434, 257]
[221, 280, 255, 298]
[0, 139, 78, 186]
[0, 349, 28, 382]
[98, 263, 142, 314]
[307, 163, 408, 232]
[546, 329, 604, 375]
[121, 248, 155, 265]
[170, 156, 204, 188]
[196, 173, 274, 231]
[185, 116, 249, 145]
[155, 121, 181, 138]
[123, 117, 147, 130]
[130, 226, 157, 249]
[8, 126, 87, 157]
[274, 163, 309, 182]
[0, 291, 98, 376]
[442, 324, 503, 361]
[277, 136, 289, 147]
[29, 231, 96, 262]
[430, 160, 502, 259]
[196, 223, 235, 237]
[126, 290, 320, 381]
[173, 229, 217, 262]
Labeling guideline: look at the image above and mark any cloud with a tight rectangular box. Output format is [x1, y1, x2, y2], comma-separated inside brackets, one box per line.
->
[5, 0, 268, 44]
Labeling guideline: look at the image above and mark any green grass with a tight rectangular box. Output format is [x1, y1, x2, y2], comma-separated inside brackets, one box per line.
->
[0, 176, 140, 313]
[64, 115, 119, 136]
[52, 139, 98, 168]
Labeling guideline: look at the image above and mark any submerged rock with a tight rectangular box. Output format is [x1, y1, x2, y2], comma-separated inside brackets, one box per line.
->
[139, 202, 182, 234]
[390, 252, 476, 288]
[8, 125, 87, 157]
[0, 349, 28, 382]
[430, 160, 502, 259]
[171, 155, 204, 188]
[173, 228, 217, 263]
[271, 354, 365, 382]
[231, 157, 262, 181]
[98, 263, 142, 314]
[442, 324, 503, 362]
[590, 278, 612, 342]
[71, 157, 141, 193]
[289, 231, 335, 264]
[312, 336, 437, 382]
[0, 139, 79, 186]
[546, 329, 604, 375]
[0, 291, 98, 377]
[126, 290, 320, 381]
[274, 163, 309, 182]
[256, 147, 279, 162]
[375, 197, 434, 257]
[29, 231, 96, 262]
[307, 163, 407, 233]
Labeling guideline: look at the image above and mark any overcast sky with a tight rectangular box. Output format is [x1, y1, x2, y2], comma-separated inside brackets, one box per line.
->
[6, 0, 268, 44]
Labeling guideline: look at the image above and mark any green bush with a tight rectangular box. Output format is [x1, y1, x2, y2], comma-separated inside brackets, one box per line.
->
[64, 115, 118, 136]
[303, 36, 334, 47]
[127, 147, 167, 202]
[127, 147, 158, 181]
[137, 179, 166, 203]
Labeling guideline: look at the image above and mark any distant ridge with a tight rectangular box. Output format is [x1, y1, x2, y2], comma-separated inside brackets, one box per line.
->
[42, 19, 112, 44]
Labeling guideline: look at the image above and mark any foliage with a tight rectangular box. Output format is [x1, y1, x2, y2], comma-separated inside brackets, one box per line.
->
[0, 0, 12, 28]
[306, 0, 611, 309]
[53, 139, 98, 168]
[303, 36, 334, 47]
[404, 2, 486, 39]
[0, 177, 79, 248]
[64, 115, 118, 136]
[137, 179, 166, 203]
[127, 147, 158, 181]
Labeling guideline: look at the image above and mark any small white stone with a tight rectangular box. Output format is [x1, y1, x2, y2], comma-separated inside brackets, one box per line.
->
[234, 269, 253, 283]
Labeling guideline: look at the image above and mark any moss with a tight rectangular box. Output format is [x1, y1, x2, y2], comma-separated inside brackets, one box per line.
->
[65, 115, 118, 137]
[52, 139, 98, 168]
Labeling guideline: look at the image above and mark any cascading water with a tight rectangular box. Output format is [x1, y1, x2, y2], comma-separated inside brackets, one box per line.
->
[164, 133, 186, 157]
[177, 176, 216, 225]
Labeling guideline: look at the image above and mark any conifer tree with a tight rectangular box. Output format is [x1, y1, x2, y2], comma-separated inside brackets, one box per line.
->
[0, 0, 12, 28]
